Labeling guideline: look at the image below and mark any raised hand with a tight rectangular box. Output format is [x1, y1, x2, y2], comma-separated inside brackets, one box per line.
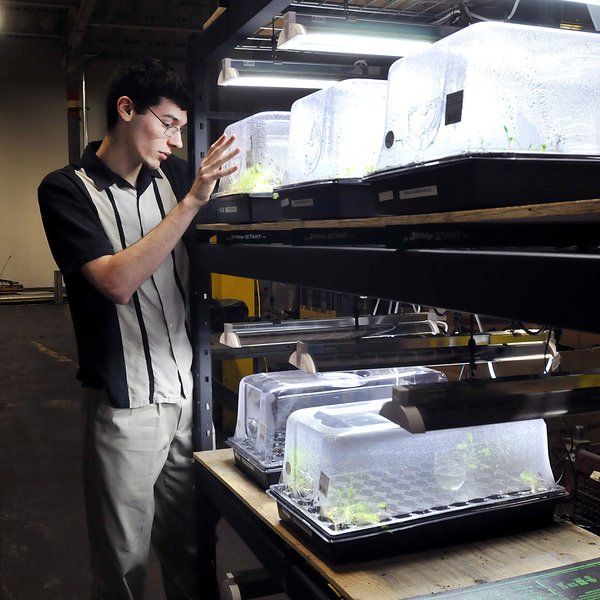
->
[187, 134, 240, 205]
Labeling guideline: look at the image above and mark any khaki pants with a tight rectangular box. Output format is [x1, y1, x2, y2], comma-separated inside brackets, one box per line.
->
[83, 389, 199, 599]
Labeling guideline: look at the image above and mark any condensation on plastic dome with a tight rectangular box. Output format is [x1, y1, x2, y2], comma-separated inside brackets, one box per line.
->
[376, 22, 600, 172]
[230, 367, 444, 469]
[281, 400, 558, 528]
[217, 111, 290, 196]
[282, 79, 388, 186]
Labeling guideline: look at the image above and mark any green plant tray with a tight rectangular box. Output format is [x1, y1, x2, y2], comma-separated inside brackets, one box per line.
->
[269, 480, 567, 563]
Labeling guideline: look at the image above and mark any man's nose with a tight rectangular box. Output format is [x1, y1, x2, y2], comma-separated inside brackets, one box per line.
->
[168, 131, 184, 149]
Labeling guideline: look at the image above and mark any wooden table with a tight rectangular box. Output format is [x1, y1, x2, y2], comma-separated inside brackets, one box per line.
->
[194, 449, 600, 600]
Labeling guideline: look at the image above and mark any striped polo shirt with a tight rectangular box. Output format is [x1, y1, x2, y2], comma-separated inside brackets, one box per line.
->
[38, 141, 193, 409]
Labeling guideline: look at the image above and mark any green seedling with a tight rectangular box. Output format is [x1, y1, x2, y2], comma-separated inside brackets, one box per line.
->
[456, 432, 493, 471]
[504, 125, 550, 153]
[322, 480, 386, 529]
[520, 470, 548, 493]
[528, 142, 548, 152]
[503, 125, 516, 150]
[337, 163, 377, 179]
[229, 163, 278, 194]
[286, 447, 313, 498]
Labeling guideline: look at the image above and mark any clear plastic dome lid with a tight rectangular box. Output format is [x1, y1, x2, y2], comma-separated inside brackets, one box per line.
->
[279, 399, 561, 533]
[376, 22, 600, 172]
[229, 367, 446, 471]
[217, 111, 291, 195]
[282, 79, 388, 185]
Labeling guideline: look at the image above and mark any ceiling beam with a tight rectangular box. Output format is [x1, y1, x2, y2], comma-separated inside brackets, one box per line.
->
[88, 22, 199, 34]
[68, 0, 98, 54]
[0, 0, 78, 8]
[189, 0, 291, 68]
[0, 30, 62, 38]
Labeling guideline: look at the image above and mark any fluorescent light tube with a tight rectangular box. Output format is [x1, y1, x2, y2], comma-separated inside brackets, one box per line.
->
[562, 0, 600, 5]
[217, 58, 374, 90]
[218, 68, 337, 90]
[278, 12, 435, 57]
[279, 31, 432, 57]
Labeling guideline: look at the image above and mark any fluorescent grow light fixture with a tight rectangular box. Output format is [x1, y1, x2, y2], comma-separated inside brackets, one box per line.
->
[278, 11, 435, 57]
[562, 0, 600, 5]
[217, 58, 379, 89]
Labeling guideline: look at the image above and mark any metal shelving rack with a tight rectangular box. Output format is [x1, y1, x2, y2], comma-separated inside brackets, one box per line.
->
[186, 0, 600, 450]
[189, 232, 600, 443]
[186, 4, 600, 595]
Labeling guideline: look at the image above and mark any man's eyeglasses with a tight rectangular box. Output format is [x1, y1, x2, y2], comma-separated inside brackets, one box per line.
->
[147, 107, 187, 138]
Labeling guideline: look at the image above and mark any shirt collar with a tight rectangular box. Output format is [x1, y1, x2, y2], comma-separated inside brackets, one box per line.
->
[80, 141, 163, 193]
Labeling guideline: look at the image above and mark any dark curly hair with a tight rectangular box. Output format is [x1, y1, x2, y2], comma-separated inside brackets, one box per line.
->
[105, 57, 191, 131]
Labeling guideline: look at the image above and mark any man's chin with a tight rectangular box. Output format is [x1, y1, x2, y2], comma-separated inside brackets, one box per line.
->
[143, 158, 161, 170]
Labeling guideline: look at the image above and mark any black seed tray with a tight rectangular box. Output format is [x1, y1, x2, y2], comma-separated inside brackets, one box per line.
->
[270, 484, 567, 563]
[276, 179, 377, 220]
[366, 153, 600, 215]
[212, 193, 283, 224]
[228, 438, 285, 490]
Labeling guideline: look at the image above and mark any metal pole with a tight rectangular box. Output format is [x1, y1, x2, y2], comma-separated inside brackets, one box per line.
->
[81, 67, 89, 150]
[53, 270, 63, 305]
[188, 56, 220, 598]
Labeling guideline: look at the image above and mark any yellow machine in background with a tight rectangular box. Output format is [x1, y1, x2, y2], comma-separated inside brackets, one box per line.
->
[212, 273, 256, 391]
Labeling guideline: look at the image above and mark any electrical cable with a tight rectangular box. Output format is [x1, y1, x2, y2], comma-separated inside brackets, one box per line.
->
[464, 6, 491, 21]
[372, 298, 380, 315]
[474, 314, 496, 378]
[455, 312, 462, 335]
[431, 8, 460, 25]
[506, 0, 523, 21]
[255, 279, 261, 318]
[543, 328, 553, 374]
[518, 322, 548, 336]
[554, 428, 577, 498]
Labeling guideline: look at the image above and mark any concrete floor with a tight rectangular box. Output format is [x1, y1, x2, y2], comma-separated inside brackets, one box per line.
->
[0, 303, 285, 600]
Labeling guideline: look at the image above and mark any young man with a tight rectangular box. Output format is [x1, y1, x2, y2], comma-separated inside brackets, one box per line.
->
[38, 58, 238, 599]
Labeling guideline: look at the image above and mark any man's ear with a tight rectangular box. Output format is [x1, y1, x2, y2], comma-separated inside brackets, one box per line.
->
[116, 96, 134, 121]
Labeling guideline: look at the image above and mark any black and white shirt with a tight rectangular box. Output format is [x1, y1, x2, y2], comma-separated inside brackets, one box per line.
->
[39, 141, 193, 409]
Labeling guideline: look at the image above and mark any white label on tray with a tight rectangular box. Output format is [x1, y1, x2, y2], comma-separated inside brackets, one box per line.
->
[281, 197, 290, 207]
[241, 457, 256, 472]
[220, 205, 238, 214]
[291, 198, 314, 208]
[258, 423, 266, 441]
[591, 471, 600, 482]
[398, 185, 438, 200]
[378, 190, 394, 202]
[318, 471, 330, 497]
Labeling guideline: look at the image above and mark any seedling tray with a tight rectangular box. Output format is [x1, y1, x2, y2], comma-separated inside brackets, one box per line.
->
[366, 153, 600, 215]
[228, 437, 285, 490]
[270, 468, 567, 563]
[276, 179, 377, 220]
[213, 193, 283, 224]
